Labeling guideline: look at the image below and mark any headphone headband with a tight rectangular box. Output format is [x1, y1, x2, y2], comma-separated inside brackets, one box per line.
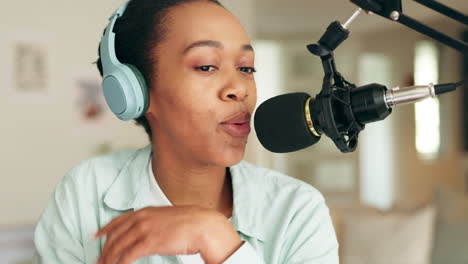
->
[100, 1, 130, 75]
[110, 1, 130, 19]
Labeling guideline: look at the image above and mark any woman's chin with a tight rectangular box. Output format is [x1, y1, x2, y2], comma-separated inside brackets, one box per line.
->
[199, 138, 247, 167]
[215, 148, 245, 167]
[227, 155, 244, 167]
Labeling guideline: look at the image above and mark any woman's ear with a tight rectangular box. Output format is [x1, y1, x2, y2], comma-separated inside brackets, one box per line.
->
[144, 109, 156, 140]
[144, 103, 157, 121]
[144, 92, 159, 125]
[144, 85, 157, 115]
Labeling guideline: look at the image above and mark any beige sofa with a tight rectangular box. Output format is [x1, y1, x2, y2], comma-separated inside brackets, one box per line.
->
[328, 186, 468, 264]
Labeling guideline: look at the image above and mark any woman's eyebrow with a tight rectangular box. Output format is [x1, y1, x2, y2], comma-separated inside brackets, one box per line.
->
[182, 40, 254, 54]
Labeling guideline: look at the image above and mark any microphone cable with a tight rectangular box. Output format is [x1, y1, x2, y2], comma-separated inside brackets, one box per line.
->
[434, 80, 467, 95]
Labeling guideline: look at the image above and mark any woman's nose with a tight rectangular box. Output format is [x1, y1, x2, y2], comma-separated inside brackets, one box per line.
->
[220, 74, 249, 101]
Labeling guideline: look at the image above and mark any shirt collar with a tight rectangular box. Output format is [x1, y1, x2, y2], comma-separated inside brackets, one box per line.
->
[230, 162, 268, 242]
[103, 144, 152, 211]
[103, 144, 267, 242]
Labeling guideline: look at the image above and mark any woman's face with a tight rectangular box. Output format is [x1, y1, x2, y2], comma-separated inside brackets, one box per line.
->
[146, 1, 257, 167]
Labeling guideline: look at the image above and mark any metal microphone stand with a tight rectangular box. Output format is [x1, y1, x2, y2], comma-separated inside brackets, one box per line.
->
[306, 0, 467, 153]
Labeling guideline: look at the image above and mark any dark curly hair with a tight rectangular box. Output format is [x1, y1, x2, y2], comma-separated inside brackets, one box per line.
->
[96, 0, 223, 142]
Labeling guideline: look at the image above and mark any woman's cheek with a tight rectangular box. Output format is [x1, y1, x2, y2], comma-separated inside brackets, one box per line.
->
[248, 84, 257, 108]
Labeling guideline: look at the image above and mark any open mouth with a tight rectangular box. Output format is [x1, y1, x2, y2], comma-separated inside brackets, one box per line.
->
[220, 122, 251, 137]
[220, 112, 251, 137]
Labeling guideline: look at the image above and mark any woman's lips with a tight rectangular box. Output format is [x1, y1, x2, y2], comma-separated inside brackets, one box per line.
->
[220, 122, 251, 137]
[220, 112, 251, 137]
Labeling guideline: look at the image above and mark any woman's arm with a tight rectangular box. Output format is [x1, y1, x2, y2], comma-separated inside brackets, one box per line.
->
[95, 206, 247, 264]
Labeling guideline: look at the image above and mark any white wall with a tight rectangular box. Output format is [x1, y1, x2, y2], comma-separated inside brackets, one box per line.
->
[0, 0, 256, 228]
[0, 0, 146, 228]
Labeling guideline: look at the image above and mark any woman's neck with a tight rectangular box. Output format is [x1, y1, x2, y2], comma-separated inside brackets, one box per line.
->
[150, 146, 233, 218]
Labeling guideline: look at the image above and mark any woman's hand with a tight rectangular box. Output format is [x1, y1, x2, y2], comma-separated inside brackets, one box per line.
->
[95, 206, 243, 264]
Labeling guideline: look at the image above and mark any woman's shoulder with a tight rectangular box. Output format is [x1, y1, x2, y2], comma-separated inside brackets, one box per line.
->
[59, 146, 150, 192]
[232, 160, 325, 204]
[230, 161, 332, 245]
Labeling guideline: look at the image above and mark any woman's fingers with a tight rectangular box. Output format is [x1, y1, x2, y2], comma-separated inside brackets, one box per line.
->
[117, 238, 152, 264]
[104, 223, 156, 264]
[95, 211, 133, 237]
[99, 222, 140, 263]
[98, 212, 151, 264]
[99, 218, 140, 263]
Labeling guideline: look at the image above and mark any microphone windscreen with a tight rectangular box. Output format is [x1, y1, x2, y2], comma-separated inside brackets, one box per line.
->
[254, 92, 321, 153]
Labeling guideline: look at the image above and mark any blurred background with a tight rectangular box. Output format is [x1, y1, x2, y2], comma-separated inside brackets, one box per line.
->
[1, 0, 467, 263]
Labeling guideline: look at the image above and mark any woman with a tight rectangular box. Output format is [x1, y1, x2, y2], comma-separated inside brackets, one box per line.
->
[34, 0, 339, 263]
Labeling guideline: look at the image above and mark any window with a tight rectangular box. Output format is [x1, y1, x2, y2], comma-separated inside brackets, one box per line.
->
[358, 53, 396, 210]
[414, 40, 440, 160]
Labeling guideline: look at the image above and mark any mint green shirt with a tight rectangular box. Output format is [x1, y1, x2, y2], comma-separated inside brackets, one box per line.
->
[34, 145, 339, 263]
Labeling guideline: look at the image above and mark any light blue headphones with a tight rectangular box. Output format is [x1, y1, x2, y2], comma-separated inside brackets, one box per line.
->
[100, 1, 149, 121]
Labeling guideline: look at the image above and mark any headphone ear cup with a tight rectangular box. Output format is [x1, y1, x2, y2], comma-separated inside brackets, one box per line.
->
[125, 64, 149, 113]
[102, 73, 128, 117]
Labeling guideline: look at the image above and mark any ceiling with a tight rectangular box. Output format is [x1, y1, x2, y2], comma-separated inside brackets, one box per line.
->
[255, 0, 468, 37]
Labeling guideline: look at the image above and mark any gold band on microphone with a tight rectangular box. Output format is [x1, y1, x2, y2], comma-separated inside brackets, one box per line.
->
[305, 97, 321, 137]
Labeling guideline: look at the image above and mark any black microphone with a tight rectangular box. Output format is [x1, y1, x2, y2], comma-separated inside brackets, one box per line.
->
[254, 93, 321, 153]
[254, 82, 465, 153]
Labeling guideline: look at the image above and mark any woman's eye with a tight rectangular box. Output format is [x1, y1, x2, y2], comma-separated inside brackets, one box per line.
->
[239, 67, 256, 73]
[196, 65, 216, 72]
